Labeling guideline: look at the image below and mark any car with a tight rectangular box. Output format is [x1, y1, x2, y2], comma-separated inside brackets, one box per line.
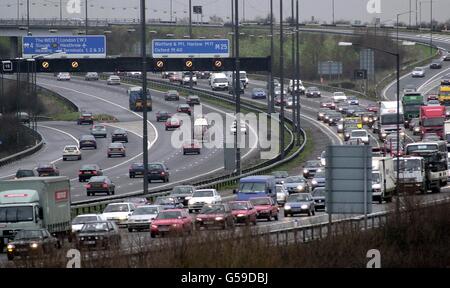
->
[154, 196, 184, 210]
[251, 88, 267, 99]
[169, 185, 196, 207]
[186, 95, 201, 105]
[444, 53, 450, 61]
[90, 124, 107, 138]
[111, 129, 128, 143]
[305, 86, 321, 98]
[317, 108, 330, 121]
[361, 112, 377, 126]
[14, 169, 35, 179]
[107, 142, 126, 158]
[102, 202, 136, 227]
[37, 163, 59, 177]
[311, 171, 326, 190]
[77, 112, 94, 125]
[79, 135, 97, 149]
[150, 209, 193, 238]
[319, 150, 326, 166]
[17, 112, 30, 123]
[71, 214, 105, 234]
[267, 79, 281, 90]
[409, 118, 420, 132]
[303, 160, 323, 178]
[84, 72, 99, 81]
[126, 197, 149, 207]
[347, 138, 367, 146]
[403, 84, 417, 93]
[412, 67, 425, 77]
[196, 71, 211, 79]
[427, 94, 439, 101]
[79, 164, 103, 182]
[181, 72, 198, 85]
[156, 111, 173, 122]
[346, 105, 367, 117]
[195, 204, 235, 230]
[164, 90, 180, 101]
[320, 100, 335, 109]
[6, 229, 60, 261]
[249, 197, 279, 221]
[337, 119, 345, 133]
[188, 189, 222, 213]
[284, 193, 316, 217]
[229, 201, 258, 225]
[430, 59, 442, 69]
[107, 75, 121, 85]
[76, 221, 121, 250]
[147, 162, 170, 183]
[336, 103, 350, 113]
[86, 176, 116, 196]
[283, 176, 310, 194]
[229, 81, 245, 95]
[169, 72, 183, 83]
[445, 107, 450, 119]
[347, 95, 359, 105]
[312, 187, 326, 211]
[366, 104, 379, 113]
[177, 104, 192, 116]
[126, 71, 142, 78]
[350, 129, 369, 145]
[183, 140, 201, 155]
[288, 79, 305, 94]
[276, 184, 289, 205]
[271, 171, 289, 184]
[63, 145, 82, 161]
[230, 120, 247, 135]
[326, 111, 342, 126]
[427, 99, 441, 106]
[422, 133, 441, 142]
[128, 163, 147, 178]
[165, 117, 182, 130]
[127, 205, 163, 232]
[332, 91, 347, 103]
[56, 72, 71, 81]
[285, 97, 295, 109]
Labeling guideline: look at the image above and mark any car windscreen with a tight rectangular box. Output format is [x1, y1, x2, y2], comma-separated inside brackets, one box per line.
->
[81, 222, 109, 232]
[0, 206, 34, 223]
[352, 131, 367, 137]
[306, 161, 321, 167]
[156, 211, 182, 219]
[148, 164, 163, 170]
[250, 198, 271, 205]
[312, 189, 325, 197]
[287, 194, 309, 202]
[89, 176, 106, 183]
[103, 204, 129, 213]
[14, 230, 43, 240]
[155, 197, 175, 205]
[314, 172, 325, 178]
[81, 165, 97, 170]
[133, 207, 159, 215]
[239, 182, 266, 193]
[193, 190, 214, 197]
[200, 205, 225, 214]
[171, 187, 193, 195]
[16, 170, 34, 177]
[285, 176, 305, 183]
[72, 216, 99, 224]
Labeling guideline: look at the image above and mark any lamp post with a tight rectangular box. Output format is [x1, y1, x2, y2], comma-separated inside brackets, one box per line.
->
[279, 0, 285, 159]
[296, 0, 301, 145]
[291, 0, 296, 134]
[234, 0, 241, 175]
[85, 0, 88, 35]
[140, 0, 149, 194]
[397, 10, 414, 53]
[269, 0, 274, 113]
[189, 0, 193, 89]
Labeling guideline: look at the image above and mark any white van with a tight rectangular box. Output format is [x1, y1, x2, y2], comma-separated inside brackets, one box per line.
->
[225, 71, 249, 88]
[210, 73, 229, 91]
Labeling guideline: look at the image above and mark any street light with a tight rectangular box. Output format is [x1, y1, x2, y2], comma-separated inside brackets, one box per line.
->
[140, 0, 149, 194]
[396, 10, 415, 52]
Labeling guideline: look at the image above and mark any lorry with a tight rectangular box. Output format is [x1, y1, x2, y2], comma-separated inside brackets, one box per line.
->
[405, 141, 448, 193]
[378, 101, 404, 141]
[0, 177, 72, 252]
[438, 85, 450, 105]
[394, 156, 426, 195]
[419, 105, 445, 139]
[226, 71, 249, 88]
[402, 92, 423, 124]
[372, 157, 395, 203]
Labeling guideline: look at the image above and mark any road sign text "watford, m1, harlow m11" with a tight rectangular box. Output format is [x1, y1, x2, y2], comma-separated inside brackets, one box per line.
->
[152, 39, 230, 58]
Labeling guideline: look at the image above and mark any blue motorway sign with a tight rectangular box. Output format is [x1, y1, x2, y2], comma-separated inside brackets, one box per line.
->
[22, 35, 106, 58]
[152, 39, 229, 58]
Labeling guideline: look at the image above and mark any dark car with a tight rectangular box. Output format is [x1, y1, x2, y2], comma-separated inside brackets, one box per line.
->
[164, 90, 180, 101]
[79, 164, 103, 182]
[177, 104, 192, 116]
[320, 100, 335, 109]
[154, 196, 184, 210]
[156, 111, 172, 122]
[111, 129, 128, 143]
[148, 162, 170, 183]
[305, 87, 321, 98]
[249, 197, 279, 221]
[129, 163, 146, 178]
[326, 111, 342, 126]
[107, 142, 126, 158]
[86, 176, 115, 196]
[366, 104, 379, 113]
[195, 204, 235, 230]
[6, 229, 60, 261]
[79, 135, 97, 149]
[284, 176, 310, 194]
[186, 95, 201, 105]
[183, 140, 201, 155]
[271, 171, 289, 184]
[303, 160, 323, 178]
[311, 171, 326, 190]
[336, 103, 350, 113]
[312, 187, 326, 211]
[229, 201, 258, 225]
[251, 88, 267, 99]
[77, 112, 94, 125]
[430, 59, 442, 69]
[317, 108, 330, 121]
[229, 82, 245, 95]
[37, 163, 59, 177]
[284, 193, 316, 217]
[76, 221, 121, 250]
[15, 169, 35, 179]
[169, 185, 196, 207]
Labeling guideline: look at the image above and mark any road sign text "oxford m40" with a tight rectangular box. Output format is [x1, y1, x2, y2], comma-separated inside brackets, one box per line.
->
[152, 39, 229, 58]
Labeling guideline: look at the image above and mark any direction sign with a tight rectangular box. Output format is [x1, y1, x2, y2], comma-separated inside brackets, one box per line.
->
[152, 39, 229, 58]
[22, 35, 106, 59]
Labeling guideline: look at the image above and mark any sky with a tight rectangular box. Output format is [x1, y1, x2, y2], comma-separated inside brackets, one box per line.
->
[0, 0, 448, 25]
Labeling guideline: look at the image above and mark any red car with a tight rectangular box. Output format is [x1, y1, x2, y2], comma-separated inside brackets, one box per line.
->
[195, 204, 235, 230]
[366, 104, 379, 113]
[177, 104, 192, 116]
[427, 94, 439, 101]
[183, 140, 201, 155]
[229, 201, 257, 225]
[320, 100, 335, 109]
[150, 209, 193, 238]
[249, 197, 279, 221]
[274, 96, 287, 106]
[165, 118, 182, 131]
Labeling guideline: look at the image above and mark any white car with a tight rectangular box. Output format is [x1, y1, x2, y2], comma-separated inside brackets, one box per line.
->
[412, 67, 425, 78]
[102, 202, 136, 227]
[127, 205, 162, 232]
[350, 129, 369, 145]
[182, 73, 198, 85]
[332, 92, 347, 103]
[276, 184, 289, 205]
[107, 75, 121, 85]
[71, 214, 105, 233]
[230, 120, 247, 135]
[127, 71, 142, 77]
[62, 145, 81, 161]
[188, 189, 222, 213]
[57, 72, 71, 81]
[288, 79, 306, 94]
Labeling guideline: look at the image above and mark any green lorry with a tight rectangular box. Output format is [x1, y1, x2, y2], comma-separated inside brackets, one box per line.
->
[0, 177, 72, 252]
[402, 92, 423, 123]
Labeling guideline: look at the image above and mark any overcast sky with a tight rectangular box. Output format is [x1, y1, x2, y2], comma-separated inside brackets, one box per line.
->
[0, 0, 448, 24]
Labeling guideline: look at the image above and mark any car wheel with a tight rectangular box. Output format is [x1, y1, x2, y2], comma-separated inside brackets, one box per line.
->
[63, 158, 66, 161]
[307, 210, 311, 216]
[284, 212, 289, 217]
[128, 228, 133, 233]
[274, 214, 279, 221]
[7, 254, 14, 261]
[87, 192, 91, 196]
[150, 233, 156, 238]
[267, 215, 271, 222]
[189, 209, 193, 213]
[107, 191, 110, 196]
[312, 209, 315, 216]
[130, 174, 134, 178]
[223, 221, 228, 230]
[111, 189, 115, 195]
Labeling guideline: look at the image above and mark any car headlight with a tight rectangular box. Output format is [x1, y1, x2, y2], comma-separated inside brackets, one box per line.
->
[317, 168, 322, 172]
[414, 127, 420, 132]
[338, 124, 343, 129]
[319, 113, 324, 117]
[80, 237, 85, 241]
[215, 217, 224, 221]
[196, 217, 202, 221]
[400, 131, 405, 136]
[237, 214, 245, 217]
[297, 185, 305, 191]
[172, 224, 180, 227]
[151, 225, 158, 229]
[30, 243, 38, 249]
[363, 117, 369, 122]
[381, 133, 387, 137]
[301, 204, 308, 209]
[345, 133, 350, 137]
[118, 215, 128, 220]
[303, 169, 308, 174]
[7, 244, 15, 250]
[312, 180, 318, 185]
[284, 205, 291, 210]
[95, 236, 99, 240]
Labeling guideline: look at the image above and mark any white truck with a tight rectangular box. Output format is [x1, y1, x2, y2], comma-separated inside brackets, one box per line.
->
[378, 101, 405, 140]
[226, 71, 249, 88]
[394, 156, 426, 194]
[0, 177, 72, 251]
[209, 73, 229, 91]
[372, 157, 395, 203]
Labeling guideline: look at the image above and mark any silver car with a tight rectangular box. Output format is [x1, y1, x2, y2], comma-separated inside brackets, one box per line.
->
[283, 176, 310, 194]
[276, 184, 289, 205]
[127, 205, 162, 232]
[107, 75, 121, 85]
[90, 124, 107, 138]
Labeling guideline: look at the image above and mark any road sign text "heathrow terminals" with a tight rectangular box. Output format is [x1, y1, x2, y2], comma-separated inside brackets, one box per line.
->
[152, 39, 229, 58]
